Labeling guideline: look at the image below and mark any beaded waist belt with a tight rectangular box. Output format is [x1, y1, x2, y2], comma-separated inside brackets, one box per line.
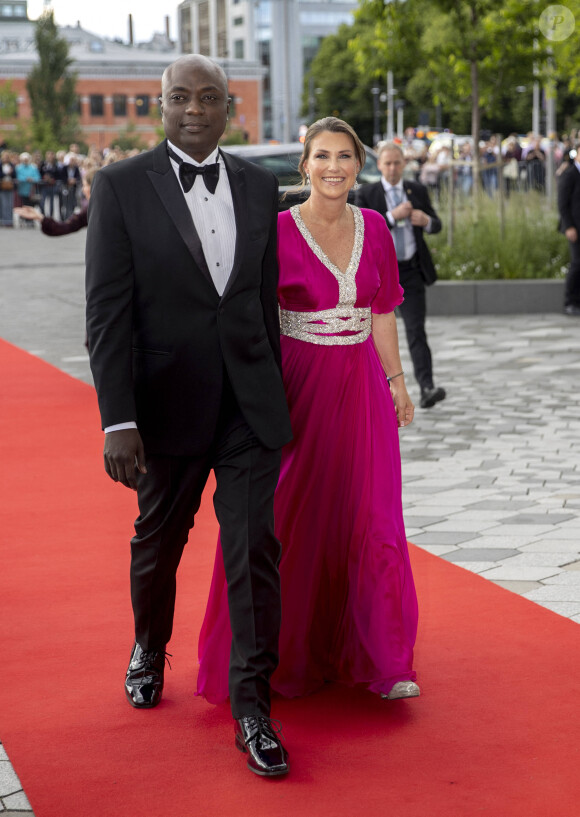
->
[280, 306, 372, 346]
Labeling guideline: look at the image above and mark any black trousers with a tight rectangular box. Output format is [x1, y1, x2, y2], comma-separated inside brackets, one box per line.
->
[130, 380, 282, 719]
[565, 237, 580, 308]
[397, 259, 434, 392]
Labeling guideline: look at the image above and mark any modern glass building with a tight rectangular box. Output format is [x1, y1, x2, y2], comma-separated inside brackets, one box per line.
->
[178, 0, 357, 141]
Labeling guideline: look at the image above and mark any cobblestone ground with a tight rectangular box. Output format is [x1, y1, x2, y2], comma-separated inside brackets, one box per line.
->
[1, 226, 579, 813]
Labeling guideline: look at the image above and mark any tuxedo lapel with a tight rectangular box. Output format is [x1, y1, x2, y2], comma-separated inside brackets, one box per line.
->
[372, 182, 388, 217]
[146, 141, 213, 287]
[404, 183, 422, 242]
[404, 182, 419, 209]
[221, 150, 248, 299]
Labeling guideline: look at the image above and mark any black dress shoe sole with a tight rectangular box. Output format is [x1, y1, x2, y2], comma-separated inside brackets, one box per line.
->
[124, 686, 162, 708]
[235, 736, 289, 776]
[420, 389, 446, 409]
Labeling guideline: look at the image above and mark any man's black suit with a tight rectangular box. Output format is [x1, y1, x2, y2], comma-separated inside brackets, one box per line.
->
[86, 140, 292, 718]
[558, 163, 580, 310]
[355, 180, 441, 392]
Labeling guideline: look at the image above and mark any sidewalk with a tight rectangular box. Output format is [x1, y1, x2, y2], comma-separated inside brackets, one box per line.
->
[1, 227, 579, 814]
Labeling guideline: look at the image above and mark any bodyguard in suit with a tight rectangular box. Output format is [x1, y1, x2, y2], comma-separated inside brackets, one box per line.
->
[557, 150, 580, 316]
[86, 55, 292, 777]
[356, 142, 446, 408]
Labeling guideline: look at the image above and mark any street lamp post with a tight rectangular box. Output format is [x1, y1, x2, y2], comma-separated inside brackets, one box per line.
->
[371, 87, 381, 147]
[386, 70, 396, 141]
[396, 100, 405, 140]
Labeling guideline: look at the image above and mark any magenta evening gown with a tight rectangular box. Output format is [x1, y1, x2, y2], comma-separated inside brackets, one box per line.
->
[197, 205, 418, 701]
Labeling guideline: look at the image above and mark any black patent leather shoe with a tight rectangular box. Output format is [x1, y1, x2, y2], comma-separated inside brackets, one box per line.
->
[234, 716, 289, 777]
[420, 386, 446, 409]
[124, 642, 168, 708]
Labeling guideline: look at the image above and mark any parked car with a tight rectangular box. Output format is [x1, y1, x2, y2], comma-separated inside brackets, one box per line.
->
[224, 142, 381, 210]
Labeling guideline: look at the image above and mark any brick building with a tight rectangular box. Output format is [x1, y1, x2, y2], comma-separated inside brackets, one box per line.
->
[0, 3, 264, 150]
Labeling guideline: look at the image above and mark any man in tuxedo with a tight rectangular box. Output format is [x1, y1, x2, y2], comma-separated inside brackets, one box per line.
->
[356, 142, 446, 408]
[86, 55, 292, 777]
[558, 148, 580, 316]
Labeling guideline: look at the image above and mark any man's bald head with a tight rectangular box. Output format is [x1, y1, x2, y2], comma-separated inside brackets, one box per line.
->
[162, 55, 228, 98]
[160, 54, 230, 162]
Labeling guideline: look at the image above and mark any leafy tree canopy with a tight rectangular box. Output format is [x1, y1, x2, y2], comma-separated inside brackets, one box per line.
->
[26, 10, 80, 148]
[304, 0, 580, 140]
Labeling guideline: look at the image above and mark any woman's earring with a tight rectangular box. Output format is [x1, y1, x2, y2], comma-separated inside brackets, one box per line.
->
[353, 177, 360, 190]
[306, 173, 310, 185]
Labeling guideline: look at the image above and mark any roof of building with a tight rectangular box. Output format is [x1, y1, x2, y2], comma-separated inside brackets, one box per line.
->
[0, 20, 264, 79]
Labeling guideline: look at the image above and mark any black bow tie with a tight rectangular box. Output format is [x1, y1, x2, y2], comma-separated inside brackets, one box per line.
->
[167, 146, 220, 194]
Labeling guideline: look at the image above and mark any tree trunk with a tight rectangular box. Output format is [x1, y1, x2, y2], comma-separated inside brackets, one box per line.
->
[469, 3, 480, 216]
[471, 58, 480, 199]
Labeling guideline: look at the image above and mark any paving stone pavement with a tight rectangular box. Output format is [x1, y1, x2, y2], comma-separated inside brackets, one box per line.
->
[1, 226, 579, 813]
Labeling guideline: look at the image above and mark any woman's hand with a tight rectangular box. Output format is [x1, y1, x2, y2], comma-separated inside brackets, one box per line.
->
[13, 206, 43, 222]
[390, 379, 414, 428]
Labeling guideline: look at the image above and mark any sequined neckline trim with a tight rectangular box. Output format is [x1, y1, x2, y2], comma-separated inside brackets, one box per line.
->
[290, 204, 364, 307]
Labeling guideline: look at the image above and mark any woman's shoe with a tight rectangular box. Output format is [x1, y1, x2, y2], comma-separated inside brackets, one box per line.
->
[380, 681, 421, 700]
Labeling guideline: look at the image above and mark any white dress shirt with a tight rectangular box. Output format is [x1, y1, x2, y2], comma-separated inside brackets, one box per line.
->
[166, 140, 236, 296]
[105, 141, 237, 433]
[382, 178, 417, 261]
[382, 178, 433, 262]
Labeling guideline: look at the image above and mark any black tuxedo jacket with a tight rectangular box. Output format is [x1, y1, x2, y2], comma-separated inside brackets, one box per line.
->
[86, 140, 292, 457]
[558, 164, 580, 233]
[355, 180, 441, 285]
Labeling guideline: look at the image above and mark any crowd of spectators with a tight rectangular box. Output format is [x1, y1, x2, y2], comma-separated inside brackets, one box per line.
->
[390, 129, 580, 200]
[1, 129, 578, 230]
[0, 142, 142, 229]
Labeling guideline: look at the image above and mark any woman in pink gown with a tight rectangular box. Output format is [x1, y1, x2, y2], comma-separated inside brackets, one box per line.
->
[197, 117, 419, 703]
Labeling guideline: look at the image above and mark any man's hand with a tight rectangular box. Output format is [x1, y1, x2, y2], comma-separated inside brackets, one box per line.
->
[565, 226, 578, 243]
[391, 201, 412, 221]
[410, 209, 430, 228]
[104, 429, 147, 490]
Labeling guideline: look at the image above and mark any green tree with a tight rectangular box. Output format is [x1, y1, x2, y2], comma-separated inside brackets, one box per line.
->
[0, 80, 18, 120]
[352, 0, 549, 192]
[113, 122, 148, 152]
[26, 10, 79, 148]
[302, 23, 376, 142]
[548, 0, 580, 94]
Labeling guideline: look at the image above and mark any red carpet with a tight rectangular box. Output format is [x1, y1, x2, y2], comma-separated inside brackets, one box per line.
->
[1, 337, 579, 817]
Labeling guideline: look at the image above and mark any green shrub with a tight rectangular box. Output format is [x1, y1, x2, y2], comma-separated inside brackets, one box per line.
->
[430, 191, 569, 280]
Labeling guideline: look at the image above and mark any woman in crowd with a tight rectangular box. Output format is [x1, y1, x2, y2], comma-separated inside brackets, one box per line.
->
[197, 117, 419, 704]
[14, 167, 95, 235]
[15, 152, 41, 216]
[0, 149, 17, 227]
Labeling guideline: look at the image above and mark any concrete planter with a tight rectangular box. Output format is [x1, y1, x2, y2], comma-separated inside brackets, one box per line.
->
[426, 279, 565, 315]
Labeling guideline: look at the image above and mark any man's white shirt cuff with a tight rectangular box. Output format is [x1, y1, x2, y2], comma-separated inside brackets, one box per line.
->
[105, 422, 138, 433]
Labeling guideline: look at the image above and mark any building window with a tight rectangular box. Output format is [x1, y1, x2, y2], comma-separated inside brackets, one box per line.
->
[0, 0, 27, 15]
[217, 0, 227, 58]
[135, 95, 150, 117]
[299, 10, 354, 26]
[113, 94, 127, 117]
[90, 95, 104, 117]
[179, 5, 192, 53]
[69, 95, 81, 114]
[234, 39, 244, 59]
[233, 16, 244, 25]
[198, 1, 210, 54]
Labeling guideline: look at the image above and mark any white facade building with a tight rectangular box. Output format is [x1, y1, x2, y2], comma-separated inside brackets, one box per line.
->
[178, 0, 357, 142]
